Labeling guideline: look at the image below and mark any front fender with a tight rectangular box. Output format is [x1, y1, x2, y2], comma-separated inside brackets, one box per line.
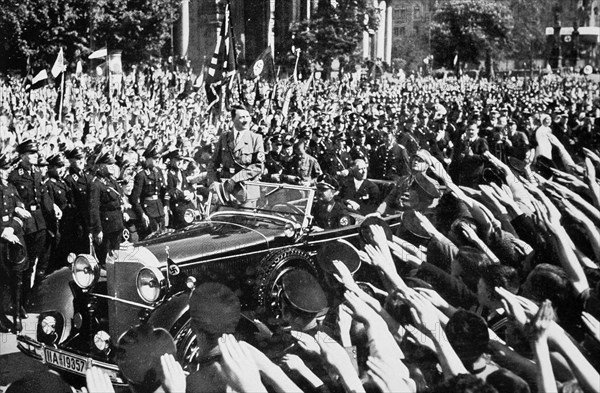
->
[147, 291, 190, 332]
[29, 267, 74, 316]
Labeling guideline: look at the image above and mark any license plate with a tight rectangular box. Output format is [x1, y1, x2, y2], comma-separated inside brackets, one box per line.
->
[44, 348, 87, 374]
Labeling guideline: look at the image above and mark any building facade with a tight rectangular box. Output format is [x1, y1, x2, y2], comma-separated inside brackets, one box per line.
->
[176, 0, 395, 73]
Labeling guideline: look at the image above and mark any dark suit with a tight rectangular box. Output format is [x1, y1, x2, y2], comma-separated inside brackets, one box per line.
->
[8, 164, 50, 292]
[89, 175, 124, 264]
[165, 168, 195, 228]
[339, 177, 380, 215]
[131, 167, 166, 237]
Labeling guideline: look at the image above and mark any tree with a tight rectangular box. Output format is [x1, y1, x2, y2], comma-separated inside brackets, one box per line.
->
[431, 0, 513, 74]
[287, 0, 380, 79]
[0, 0, 178, 73]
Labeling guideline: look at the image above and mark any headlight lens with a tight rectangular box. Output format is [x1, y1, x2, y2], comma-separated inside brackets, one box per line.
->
[72, 255, 100, 289]
[136, 267, 166, 304]
[184, 209, 195, 224]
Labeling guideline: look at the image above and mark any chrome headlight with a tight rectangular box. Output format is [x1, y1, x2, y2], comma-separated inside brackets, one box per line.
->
[72, 254, 100, 290]
[136, 266, 167, 304]
[184, 209, 196, 224]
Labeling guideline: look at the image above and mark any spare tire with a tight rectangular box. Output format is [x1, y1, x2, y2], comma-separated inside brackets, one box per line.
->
[253, 247, 320, 319]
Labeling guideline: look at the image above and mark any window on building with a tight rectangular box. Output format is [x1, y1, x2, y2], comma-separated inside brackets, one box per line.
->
[394, 27, 400, 36]
[393, 9, 400, 19]
[414, 4, 422, 20]
[399, 7, 408, 22]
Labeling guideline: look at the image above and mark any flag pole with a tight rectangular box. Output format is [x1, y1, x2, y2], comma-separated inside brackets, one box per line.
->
[58, 65, 65, 123]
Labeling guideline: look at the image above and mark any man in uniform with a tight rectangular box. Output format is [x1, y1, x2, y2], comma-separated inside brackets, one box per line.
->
[370, 128, 410, 181]
[44, 154, 70, 274]
[282, 140, 322, 186]
[8, 140, 54, 311]
[0, 153, 28, 332]
[307, 128, 327, 160]
[208, 104, 265, 205]
[164, 149, 195, 228]
[89, 152, 124, 265]
[312, 174, 354, 230]
[63, 147, 91, 255]
[131, 143, 167, 239]
[320, 133, 352, 181]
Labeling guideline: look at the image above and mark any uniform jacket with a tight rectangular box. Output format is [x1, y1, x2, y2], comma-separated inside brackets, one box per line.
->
[339, 177, 380, 215]
[131, 167, 166, 219]
[64, 167, 92, 230]
[282, 153, 322, 185]
[320, 149, 352, 178]
[370, 143, 410, 181]
[89, 175, 124, 235]
[165, 168, 195, 220]
[0, 182, 25, 235]
[8, 164, 49, 234]
[209, 130, 265, 183]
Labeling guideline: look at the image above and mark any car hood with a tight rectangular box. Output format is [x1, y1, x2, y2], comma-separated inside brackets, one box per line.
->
[136, 219, 277, 264]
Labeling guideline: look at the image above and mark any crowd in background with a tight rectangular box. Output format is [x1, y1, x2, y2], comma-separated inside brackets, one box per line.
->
[1, 66, 600, 393]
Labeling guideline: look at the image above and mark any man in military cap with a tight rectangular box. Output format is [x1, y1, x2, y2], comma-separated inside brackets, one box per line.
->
[44, 154, 71, 274]
[370, 127, 410, 181]
[312, 174, 354, 230]
[320, 132, 352, 181]
[307, 128, 327, 160]
[131, 142, 167, 239]
[208, 104, 265, 198]
[0, 153, 28, 332]
[89, 152, 125, 265]
[279, 269, 328, 332]
[63, 147, 92, 255]
[376, 150, 441, 215]
[164, 149, 195, 228]
[8, 140, 54, 308]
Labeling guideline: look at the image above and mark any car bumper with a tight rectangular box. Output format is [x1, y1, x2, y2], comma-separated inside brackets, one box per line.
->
[17, 335, 127, 386]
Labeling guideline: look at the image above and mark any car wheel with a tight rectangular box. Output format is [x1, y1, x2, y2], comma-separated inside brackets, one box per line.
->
[171, 316, 200, 374]
[253, 247, 320, 321]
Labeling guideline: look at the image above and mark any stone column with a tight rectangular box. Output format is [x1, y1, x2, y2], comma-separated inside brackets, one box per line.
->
[268, 0, 276, 53]
[377, 1, 386, 60]
[385, 1, 393, 63]
[363, 31, 370, 59]
[179, 0, 190, 59]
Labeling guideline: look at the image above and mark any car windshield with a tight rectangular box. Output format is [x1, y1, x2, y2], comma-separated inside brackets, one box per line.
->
[209, 181, 315, 225]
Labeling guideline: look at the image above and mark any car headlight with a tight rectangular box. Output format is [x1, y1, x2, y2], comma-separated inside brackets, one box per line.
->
[184, 209, 196, 224]
[72, 254, 100, 290]
[136, 266, 167, 304]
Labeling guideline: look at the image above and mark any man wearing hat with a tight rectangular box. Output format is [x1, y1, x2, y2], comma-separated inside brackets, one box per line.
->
[307, 128, 327, 160]
[89, 152, 125, 265]
[320, 132, 352, 181]
[64, 147, 92, 254]
[0, 153, 28, 332]
[370, 127, 410, 181]
[131, 141, 167, 239]
[8, 139, 53, 309]
[376, 150, 441, 215]
[208, 104, 265, 196]
[164, 149, 195, 228]
[44, 154, 70, 274]
[312, 174, 354, 229]
[279, 269, 329, 332]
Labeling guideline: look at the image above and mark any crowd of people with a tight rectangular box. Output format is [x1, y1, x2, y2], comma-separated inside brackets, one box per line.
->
[1, 65, 600, 393]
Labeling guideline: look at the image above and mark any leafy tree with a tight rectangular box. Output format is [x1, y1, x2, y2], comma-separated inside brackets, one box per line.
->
[288, 0, 380, 79]
[431, 0, 513, 73]
[509, 0, 556, 64]
[0, 0, 178, 73]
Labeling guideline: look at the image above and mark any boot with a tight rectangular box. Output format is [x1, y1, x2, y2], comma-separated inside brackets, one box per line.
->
[12, 282, 22, 333]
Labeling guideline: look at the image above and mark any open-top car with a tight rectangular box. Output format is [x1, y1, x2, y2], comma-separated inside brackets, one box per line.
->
[17, 181, 403, 386]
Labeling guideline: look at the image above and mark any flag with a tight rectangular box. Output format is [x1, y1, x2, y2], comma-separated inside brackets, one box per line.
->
[51, 48, 66, 78]
[75, 60, 83, 78]
[247, 47, 274, 80]
[205, 3, 236, 106]
[89, 47, 108, 59]
[29, 70, 48, 90]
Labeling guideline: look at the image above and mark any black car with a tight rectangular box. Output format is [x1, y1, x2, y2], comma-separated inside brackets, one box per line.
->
[17, 181, 402, 385]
